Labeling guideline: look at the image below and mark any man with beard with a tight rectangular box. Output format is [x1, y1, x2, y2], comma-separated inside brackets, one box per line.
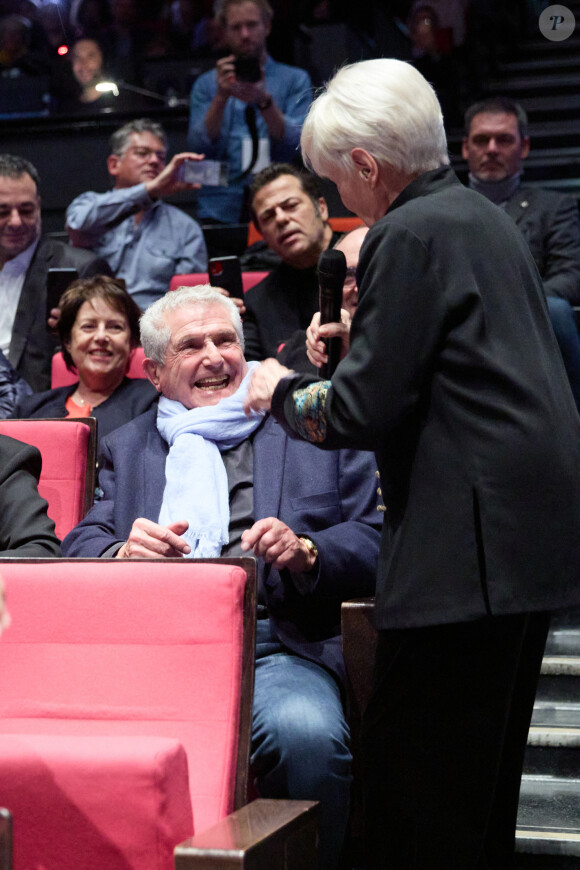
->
[187, 0, 311, 224]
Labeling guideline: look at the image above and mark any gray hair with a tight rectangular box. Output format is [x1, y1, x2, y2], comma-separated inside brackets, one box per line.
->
[140, 285, 244, 364]
[301, 59, 449, 179]
[0, 154, 40, 189]
[109, 119, 168, 157]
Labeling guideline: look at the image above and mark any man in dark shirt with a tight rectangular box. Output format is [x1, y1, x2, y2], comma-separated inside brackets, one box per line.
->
[243, 162, 335, 360]
[0, 154, 112, 391]
[462, 96, 580, 410]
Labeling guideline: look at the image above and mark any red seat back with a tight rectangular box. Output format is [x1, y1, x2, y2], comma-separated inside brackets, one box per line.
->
[0, 419, 96, 539]
[51, 348, 146, 388]
[0, 558, 256, 869]
[169, 272, 268, 293]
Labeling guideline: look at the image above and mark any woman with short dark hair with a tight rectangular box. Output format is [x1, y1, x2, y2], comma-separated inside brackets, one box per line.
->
[14, 275, 157, 445]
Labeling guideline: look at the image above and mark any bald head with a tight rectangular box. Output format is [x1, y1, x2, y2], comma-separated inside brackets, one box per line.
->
[334, 226, 368, 317]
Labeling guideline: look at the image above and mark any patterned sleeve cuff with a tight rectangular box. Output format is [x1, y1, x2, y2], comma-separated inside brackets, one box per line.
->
[290, 380, 331, 443]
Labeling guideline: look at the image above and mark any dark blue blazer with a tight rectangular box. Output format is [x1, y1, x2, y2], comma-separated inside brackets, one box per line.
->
[63, 409, 382, 682]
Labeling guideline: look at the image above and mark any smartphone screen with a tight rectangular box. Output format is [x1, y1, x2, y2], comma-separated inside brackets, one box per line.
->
[46, 268, 79, 325]
[208, 256, 244, 300]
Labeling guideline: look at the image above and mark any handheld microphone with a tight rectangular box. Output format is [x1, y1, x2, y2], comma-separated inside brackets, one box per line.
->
[318, 248, 346, 379]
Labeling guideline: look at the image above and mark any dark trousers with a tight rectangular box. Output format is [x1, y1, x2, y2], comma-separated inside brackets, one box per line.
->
[362, 611, 550, 870]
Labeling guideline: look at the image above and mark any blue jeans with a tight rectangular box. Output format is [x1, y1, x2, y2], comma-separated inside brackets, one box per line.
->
[251, 619, 352, 870]
[547, 296, 580, 414]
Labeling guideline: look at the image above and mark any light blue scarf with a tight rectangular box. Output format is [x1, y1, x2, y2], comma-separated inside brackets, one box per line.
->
[156, 361, 265, 558]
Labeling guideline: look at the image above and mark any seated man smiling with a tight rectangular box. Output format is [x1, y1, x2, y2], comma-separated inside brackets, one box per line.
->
[62, 284, 381, 870]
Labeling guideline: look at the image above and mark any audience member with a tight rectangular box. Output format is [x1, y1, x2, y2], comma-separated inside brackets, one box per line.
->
[277, 225, 368, 371]
[243, 162, 335, 360]
[14, 276, 157, 445]
[66, 118, 208, 310]
[245, 58, 580, 869]
[407, 4, 462, 125]
[63, 284, 381, 870]
[0, 348, 32, 418]
[0, 154, 112, 392]
[57, 36, 108, 111]
[187, 0, 312, 224]
[0, 13, 48, 76]
[0, 432, 61, 555]
[462, 96, 580, 411]
[55, 36, 156, 114]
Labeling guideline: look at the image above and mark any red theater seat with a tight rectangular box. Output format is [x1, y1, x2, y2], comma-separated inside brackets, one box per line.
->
[0, 559, 317, 870]
[169, 272, 268, 293]
[0, 418, 96, 540]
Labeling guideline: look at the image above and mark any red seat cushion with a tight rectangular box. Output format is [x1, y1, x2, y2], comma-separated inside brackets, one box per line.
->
[0, 561, 248, 835]
[0, 734, 193, 870]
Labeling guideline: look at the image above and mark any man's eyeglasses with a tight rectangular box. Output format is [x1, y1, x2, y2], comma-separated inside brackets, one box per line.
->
[343, 267, 357, 288]
[127, 146, 167, 163]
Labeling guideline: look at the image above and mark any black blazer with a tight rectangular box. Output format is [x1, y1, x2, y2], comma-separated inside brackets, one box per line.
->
[14, 377, 159, 447]
[0, 433, 61, 555]
[273, 167, 580, 629]
[504, 185, 580, 304]
[8, 237, 113, 392]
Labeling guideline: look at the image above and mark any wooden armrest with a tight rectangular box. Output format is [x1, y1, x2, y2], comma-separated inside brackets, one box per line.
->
[174, 798, 318, 869]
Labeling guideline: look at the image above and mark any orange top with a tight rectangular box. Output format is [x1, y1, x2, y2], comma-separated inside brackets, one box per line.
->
[65, 396, 92, 418]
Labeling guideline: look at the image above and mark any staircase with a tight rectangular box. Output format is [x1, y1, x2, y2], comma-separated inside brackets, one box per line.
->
[515, 608, 580, 867]
[342, 600, 580, 868]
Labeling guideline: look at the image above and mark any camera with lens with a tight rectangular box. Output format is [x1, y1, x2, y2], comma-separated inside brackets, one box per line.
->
[234, 56, 261, 83]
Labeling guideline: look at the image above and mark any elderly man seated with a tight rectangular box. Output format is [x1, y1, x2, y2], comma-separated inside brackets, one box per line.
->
[62, 284, 382, 870]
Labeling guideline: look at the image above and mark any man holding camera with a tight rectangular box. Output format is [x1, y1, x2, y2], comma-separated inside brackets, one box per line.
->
[187, 0, 312, 225]
[67, 119, 208, 311]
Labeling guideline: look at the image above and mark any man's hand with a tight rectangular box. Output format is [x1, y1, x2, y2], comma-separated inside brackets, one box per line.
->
[244, 358, 291, 414]
[145, 153, 205, 200]
[213, 286, 246, 316]
[306, 310, 352, 369]
[116, 518, 191, 559]
[241, 518, 317, 573]
[216, 54, 267, 104]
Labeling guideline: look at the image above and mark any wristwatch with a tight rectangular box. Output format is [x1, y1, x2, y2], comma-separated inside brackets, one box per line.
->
[298, 536, 319, 571]
[257, 94, 273, 111]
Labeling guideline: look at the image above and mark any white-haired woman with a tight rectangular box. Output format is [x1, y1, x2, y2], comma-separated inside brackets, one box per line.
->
[245, 58, 580, 869]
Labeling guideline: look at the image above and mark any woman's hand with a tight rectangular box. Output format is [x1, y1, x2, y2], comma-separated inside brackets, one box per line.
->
[244, 358, 291, 414]
[306, 310, 352, 369]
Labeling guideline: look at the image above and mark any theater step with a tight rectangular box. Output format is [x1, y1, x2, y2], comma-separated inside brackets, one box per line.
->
[516, 774, 580, 864]
[514, 609, 580, 867]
